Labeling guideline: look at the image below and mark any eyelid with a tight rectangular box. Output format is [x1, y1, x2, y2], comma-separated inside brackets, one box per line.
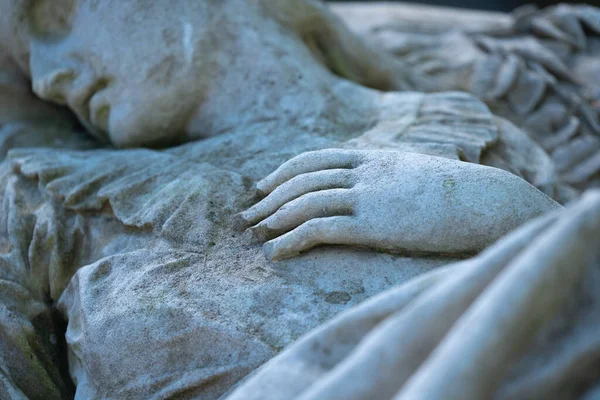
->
[27, 0, 76, 38]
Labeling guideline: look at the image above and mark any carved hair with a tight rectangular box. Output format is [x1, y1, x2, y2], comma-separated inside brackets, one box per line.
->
[261, 0, 433, 92]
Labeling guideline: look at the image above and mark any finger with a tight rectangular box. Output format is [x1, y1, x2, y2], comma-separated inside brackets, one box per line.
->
[553, 135, 600, 173]
[420, 60, 447, 75]
[256, 149, 359, 195]
[405, 50, 439, 66]
[247, 188, 353, 242]
[542, 116, 579, 151]
[527, 61, 556, 84]
[470, 55, 503, 98]
[385, 34, 439, 56]
[263, 216, 359, 261]
[531, 16, 570, 43]
[562, 150, 600, 185]
[488, 54, 521, 99]
[512, 4, 539, 22]
[507, 68, 547, 115]
[523, 98, 568, 134]
[578, 99, 600, 138]
[513, 45, 573, 83]
[578, 7, 600, 36]
[238, 169, 354, 228]
[554, 13, 587, 49]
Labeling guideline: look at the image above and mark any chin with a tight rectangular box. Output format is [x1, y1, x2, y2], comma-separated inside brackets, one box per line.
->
[108, 126, 185, 149]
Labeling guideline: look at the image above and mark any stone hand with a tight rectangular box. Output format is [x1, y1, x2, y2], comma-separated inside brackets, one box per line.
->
[237, 149, 560, 260]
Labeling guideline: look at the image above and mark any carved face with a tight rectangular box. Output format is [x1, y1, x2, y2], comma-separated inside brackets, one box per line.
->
[22, 0, 224, 147]
[7, 0, 396, 146]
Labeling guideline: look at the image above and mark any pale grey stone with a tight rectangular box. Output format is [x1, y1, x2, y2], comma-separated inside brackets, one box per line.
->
[240, 149, 559, 260]
[0, 1, 596, 399]
[335, 2, 600, 192]
[226, 190, 600, 400]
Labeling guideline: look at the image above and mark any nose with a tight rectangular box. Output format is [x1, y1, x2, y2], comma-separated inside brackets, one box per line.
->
[32, 68, 75, 104]
[29, 39, 77, 104]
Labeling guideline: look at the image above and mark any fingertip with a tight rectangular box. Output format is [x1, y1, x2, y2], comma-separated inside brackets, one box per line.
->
[243, 227, 261, 245]
[246, 224, 272, 244]
[256, 179, 271, 196]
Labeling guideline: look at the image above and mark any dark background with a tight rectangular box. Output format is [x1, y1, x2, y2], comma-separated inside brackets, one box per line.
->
[326, 1, 600, 13]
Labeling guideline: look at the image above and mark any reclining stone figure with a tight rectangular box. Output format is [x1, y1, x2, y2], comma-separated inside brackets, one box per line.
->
[0, 1, 594, 399]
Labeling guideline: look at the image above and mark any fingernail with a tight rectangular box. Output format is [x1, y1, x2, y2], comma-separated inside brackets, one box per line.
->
[256, 180, 269, 195]
[245, 224, 271, 244]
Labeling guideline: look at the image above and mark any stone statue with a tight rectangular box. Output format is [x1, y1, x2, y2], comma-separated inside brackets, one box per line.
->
[227, 189, 600, 400]
[237, 149, 557, 260]
[0, 1, 597, 399]
[334, 2, 600, 192]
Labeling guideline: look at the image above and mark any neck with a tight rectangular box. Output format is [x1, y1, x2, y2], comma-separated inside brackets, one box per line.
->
[184, 6, 376, 141]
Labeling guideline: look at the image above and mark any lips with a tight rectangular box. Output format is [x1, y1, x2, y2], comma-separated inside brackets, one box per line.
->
[89, 89, 111, 133]
[67, 71, 112, 141]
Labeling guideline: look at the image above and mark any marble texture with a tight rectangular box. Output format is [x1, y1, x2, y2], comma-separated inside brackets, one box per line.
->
[226, 190, 600, 400]
[334, 2, 600, 191]
[0, 1, 597, 399]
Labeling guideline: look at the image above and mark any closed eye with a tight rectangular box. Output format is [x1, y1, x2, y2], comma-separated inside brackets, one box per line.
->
[27, 0, 76, 38]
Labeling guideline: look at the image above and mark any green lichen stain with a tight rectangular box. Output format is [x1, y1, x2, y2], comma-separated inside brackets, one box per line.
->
[443, 178, 456, 190]
[443, 177, 459, 205]
[324, 291, 351, 305]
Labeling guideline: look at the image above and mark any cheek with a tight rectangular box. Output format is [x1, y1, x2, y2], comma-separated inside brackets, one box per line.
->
[144, 55, 186, 87]
[101, 48, 206, 147]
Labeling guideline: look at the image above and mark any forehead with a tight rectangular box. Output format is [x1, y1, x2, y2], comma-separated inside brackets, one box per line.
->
[75, 0, 216, 19]
[3, 0, 224, 23]
[13, 0, 220, 49]
[16, 0, 217, 29]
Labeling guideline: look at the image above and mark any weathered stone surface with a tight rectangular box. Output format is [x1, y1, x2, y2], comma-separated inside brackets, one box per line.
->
[0, 1, 597, 399]
[4, 88, 557, 399]
[239, 148, 559, 260]
[226, 190, 600, 400]
[334, 2, 600, 192]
